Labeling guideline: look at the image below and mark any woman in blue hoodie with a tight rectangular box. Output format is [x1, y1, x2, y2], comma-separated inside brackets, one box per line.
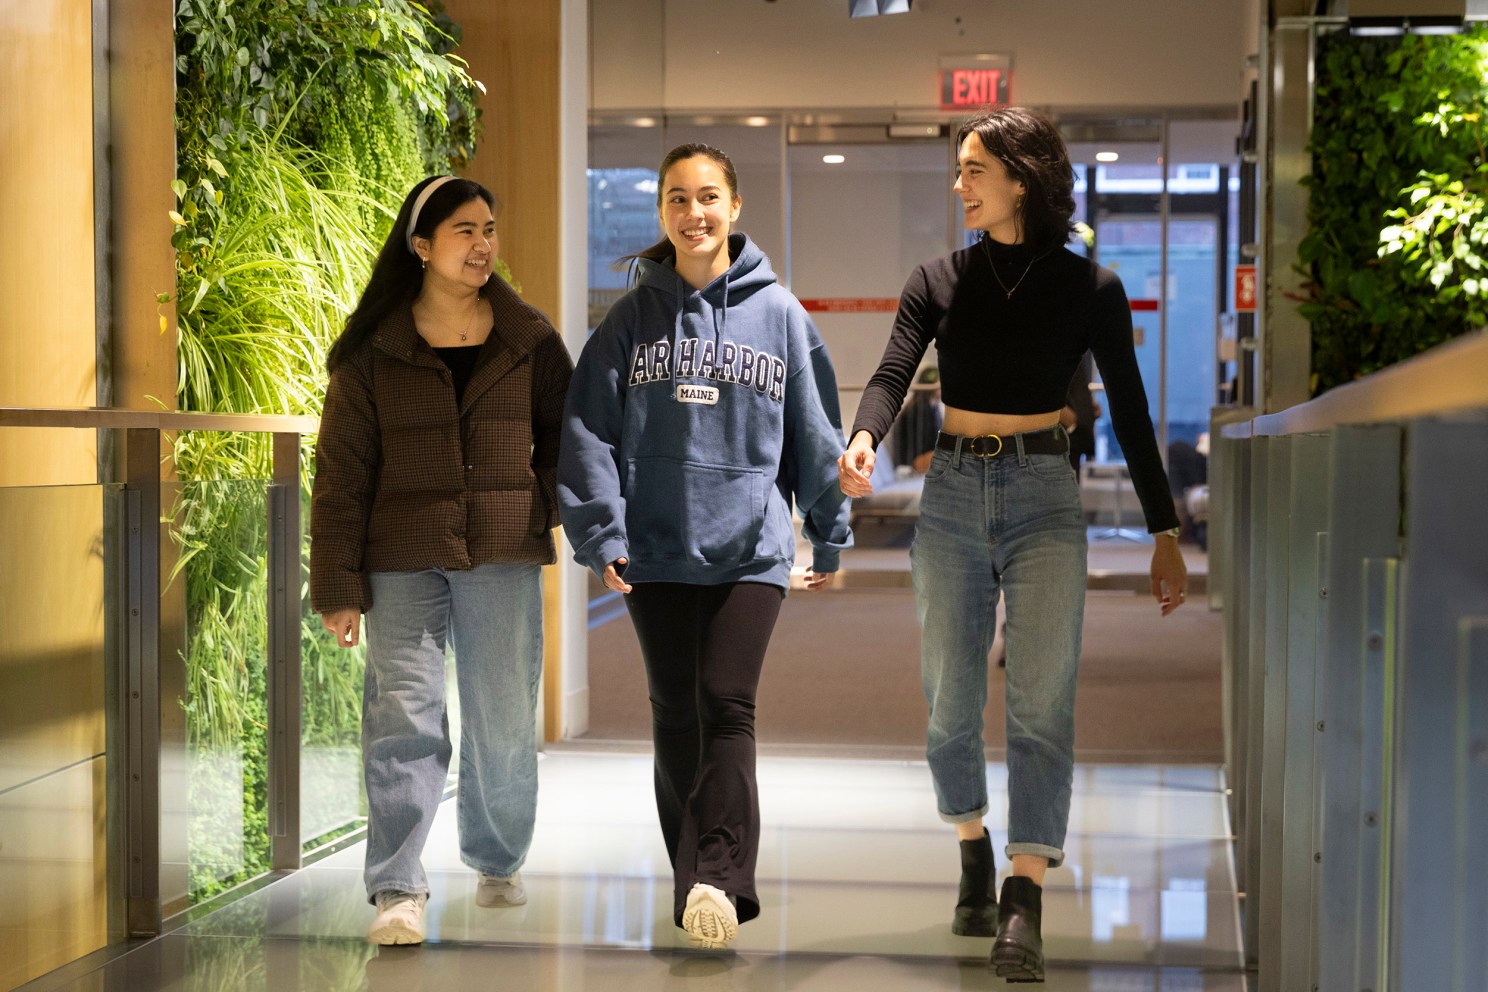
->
[559, 143, 852, 949]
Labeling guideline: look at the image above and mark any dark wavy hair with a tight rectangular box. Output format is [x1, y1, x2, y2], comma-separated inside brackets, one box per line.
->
[327, 176, 496, 371]
[956, 107, 1076, 253]
[622, 142, 740, 268]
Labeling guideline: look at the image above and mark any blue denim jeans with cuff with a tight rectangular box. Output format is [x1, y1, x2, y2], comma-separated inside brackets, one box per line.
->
[910, 429, 1087, 868]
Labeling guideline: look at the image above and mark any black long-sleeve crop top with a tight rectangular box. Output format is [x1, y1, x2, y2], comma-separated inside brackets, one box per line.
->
[851, 237, 1180, 534]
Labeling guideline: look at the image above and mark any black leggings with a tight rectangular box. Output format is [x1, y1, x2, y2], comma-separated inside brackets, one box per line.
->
[624, 581, 784, 926]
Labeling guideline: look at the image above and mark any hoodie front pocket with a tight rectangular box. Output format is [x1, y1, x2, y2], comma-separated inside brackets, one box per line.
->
[625, 457, 764, 563]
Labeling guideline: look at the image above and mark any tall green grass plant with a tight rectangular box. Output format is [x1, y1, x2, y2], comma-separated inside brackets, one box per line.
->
[170, 0, 486, 901]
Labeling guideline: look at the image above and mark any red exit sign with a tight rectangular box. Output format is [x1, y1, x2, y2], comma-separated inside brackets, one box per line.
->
[939, 66, 1009, 109]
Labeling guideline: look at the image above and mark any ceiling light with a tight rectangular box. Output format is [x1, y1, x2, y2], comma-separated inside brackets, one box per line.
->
[1408, 15, 1465, 33]
[1095, 151, 1119, 163]
[849, 0, 912, 17]
[822, 154, 846, 164]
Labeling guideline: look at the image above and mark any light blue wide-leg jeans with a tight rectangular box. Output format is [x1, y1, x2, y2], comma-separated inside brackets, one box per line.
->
[910, 433, 1088, 867]
[361, 562, 543, 900]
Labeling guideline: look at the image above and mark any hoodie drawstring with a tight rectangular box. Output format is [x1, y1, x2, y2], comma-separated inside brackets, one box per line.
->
[715, 274, 729, 344]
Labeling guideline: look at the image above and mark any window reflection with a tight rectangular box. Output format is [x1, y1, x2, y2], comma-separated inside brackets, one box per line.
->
[1160, 876, 1208, 942]
[1091, 873, 1131, 942]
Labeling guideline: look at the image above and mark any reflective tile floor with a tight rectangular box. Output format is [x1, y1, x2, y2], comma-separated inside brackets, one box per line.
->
[28, 751, 1249, 991]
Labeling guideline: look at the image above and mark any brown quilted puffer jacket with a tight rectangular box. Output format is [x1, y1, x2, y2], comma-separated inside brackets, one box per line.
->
[310, 277, 573, 614]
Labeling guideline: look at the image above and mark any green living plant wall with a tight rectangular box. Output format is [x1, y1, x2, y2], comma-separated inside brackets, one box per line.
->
[1299, 26, 1488, 395]
[170, 0, 490, 900]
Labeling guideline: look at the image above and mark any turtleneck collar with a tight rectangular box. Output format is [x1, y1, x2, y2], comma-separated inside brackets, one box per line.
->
[980, 234, 1035, 262]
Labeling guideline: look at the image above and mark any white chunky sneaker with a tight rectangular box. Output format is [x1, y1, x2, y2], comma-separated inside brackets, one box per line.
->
[367, 890, 427, 945]
[476, 871, 528, 908]
[681, 882, 738, 949]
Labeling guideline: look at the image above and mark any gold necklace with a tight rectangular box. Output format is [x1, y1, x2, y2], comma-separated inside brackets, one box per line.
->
[456, 300, 478, 342]
[981, 238, 1049, 300]
[423, 298, 480, 343]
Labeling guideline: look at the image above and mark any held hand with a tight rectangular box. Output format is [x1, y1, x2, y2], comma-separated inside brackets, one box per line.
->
[603, 558, 633, 594]
[321, 608, 361, 648]
[802, 569, 833, 591]
[1150, 537, 1189, 617]
[837, 431, 877, 498]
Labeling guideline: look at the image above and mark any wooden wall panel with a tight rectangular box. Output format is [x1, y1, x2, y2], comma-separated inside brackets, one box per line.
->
[0, 0, 97, 487]
[445, 1, 563, 324]
[0, 4, 111, 985]
[442, 0, 572, 741]
[107, 0, 179, 413]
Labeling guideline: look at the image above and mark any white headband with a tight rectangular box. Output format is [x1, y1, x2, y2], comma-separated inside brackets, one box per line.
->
[406, 176, 458, 255]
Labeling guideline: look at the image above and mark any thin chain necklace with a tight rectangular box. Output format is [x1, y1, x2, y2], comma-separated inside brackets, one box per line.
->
[981, 237, 1049, 300]
[456, 301, 478, 342]
[422, 297, 482, 343]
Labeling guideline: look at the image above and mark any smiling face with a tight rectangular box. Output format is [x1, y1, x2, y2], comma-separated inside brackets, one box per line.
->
[659, 154, 741, 283]
[413, 197, 496, 290]
[953, 132, 1027, 243]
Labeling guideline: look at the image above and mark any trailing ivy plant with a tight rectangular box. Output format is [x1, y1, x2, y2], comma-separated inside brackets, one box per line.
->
[169, 0, 487, 900]
[1298, 27, 1488, 394]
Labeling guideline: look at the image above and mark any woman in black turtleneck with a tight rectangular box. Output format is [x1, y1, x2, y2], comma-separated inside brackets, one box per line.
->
[837, 107, 1188, 983]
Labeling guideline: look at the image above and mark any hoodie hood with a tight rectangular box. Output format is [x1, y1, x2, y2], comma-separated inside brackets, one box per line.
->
[634, 233, 780, 361]
[634, 232, 779, 302]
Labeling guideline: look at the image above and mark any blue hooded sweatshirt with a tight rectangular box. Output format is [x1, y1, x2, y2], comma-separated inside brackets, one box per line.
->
[558, 233, 852, 588]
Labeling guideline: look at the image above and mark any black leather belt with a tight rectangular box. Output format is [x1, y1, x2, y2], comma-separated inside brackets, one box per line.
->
[935, 429, 1068, 458]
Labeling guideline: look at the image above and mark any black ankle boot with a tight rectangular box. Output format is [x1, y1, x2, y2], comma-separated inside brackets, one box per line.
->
[989, 875, 1044, 982]
[951, 830, 998, 936]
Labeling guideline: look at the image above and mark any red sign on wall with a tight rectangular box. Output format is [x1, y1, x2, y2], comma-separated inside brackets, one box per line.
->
[1234, 264, 1257, 313]
[798, 298, 900, 313]
[938, 57, 1012, 110]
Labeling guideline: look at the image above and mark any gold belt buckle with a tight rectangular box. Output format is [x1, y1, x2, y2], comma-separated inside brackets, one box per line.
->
[976, 433, 1003, 457]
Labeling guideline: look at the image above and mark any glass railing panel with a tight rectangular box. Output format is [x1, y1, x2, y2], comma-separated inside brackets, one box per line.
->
[299, 541, 367, 852]
[159, 476, 272, 908]
[0, 482, 118, 990]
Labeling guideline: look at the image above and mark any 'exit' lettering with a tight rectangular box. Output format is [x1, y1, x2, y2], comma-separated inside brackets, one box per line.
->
[939, 67, 1009, 109]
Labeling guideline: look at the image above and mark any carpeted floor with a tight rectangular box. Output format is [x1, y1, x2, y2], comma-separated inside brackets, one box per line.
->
[578, 585, 1224, 762]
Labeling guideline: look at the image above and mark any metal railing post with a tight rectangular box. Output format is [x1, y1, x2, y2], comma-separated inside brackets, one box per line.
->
[268, 431, 303, 870]
[123, 426, 162, 937]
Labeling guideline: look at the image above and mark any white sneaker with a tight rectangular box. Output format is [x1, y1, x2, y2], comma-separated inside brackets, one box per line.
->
[681, 882, 738, 948]
[367, 890, 427, 945]
[476, 871, 528, 908]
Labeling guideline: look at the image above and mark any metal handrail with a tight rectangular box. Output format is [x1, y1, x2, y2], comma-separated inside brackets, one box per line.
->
[0, 406, 318, 433]
[1218, 331, 1488, 439]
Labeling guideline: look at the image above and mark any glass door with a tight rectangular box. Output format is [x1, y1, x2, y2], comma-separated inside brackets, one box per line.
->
[1094, 212, 1220, 460]
[1075, 131, 1230, 468]
[785, 133, 956, 436]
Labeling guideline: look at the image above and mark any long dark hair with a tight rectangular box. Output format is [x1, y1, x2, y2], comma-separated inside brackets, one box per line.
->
[620, 142, 740, 269]
[956, 108, 1076, 253]
[327, 176, 496, 371]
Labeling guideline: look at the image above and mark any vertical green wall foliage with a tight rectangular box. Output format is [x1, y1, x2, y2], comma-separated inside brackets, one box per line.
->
[1301, 27, 1488, 394]
[171, 0, 485, 900]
